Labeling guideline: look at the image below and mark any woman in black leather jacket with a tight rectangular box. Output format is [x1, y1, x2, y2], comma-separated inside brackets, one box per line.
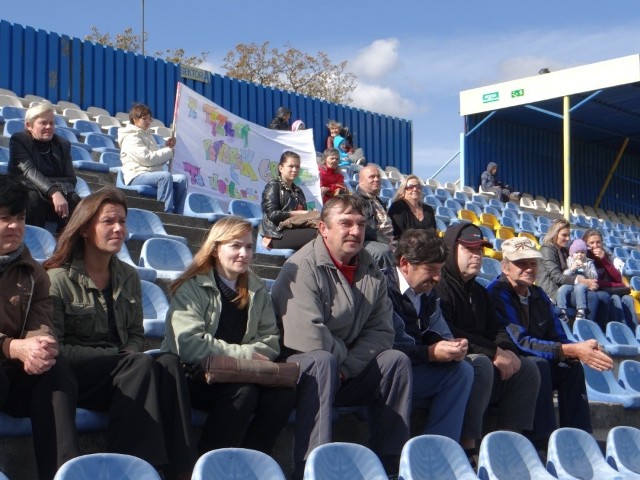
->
[9, 103, 80, 233]
[260, 151, 317, 249]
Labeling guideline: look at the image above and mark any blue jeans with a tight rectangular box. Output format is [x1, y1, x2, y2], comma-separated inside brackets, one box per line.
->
[411, 359, 473, 442]
[556, 284, 588, 310]
[555, 285, 603, 322]
[130, 171, 188, 213]
[610, 294, 639, 328]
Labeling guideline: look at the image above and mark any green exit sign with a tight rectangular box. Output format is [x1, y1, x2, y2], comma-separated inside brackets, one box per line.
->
[482, 92, 499, 103]
[511, 89, 524, 98]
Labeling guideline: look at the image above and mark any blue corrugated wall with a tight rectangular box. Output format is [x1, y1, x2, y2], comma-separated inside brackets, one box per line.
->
[0, 20, 412, 173]
[463, 116, 640, 216]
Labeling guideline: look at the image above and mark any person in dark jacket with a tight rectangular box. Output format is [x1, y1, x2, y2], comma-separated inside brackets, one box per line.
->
[480, 162, 519, 202]
[385, 229, 473, 442]
[583, 228, 639, 328]
[434, 222, 540, 457]
[268, 107, 291, 130]
[487, 237, 613, 447]
[0, 177, 80, 480]
[260, 151, 317, 250]
[354, 165, 394, 268]
[536, 218, 606, 324]
[9, 103, 81, 233]
[387, 174, 436, 240]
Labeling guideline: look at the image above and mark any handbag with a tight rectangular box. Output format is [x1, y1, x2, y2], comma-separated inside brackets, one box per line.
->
[278, 210, 320, 230]
[602, 286, 631, 297]
[189, 354, 299, 388]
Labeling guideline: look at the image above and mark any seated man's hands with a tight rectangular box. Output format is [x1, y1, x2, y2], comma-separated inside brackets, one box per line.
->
[493, 347, 521, 381]
[429, 338, 468, 362]
[9, 335, 58, 375]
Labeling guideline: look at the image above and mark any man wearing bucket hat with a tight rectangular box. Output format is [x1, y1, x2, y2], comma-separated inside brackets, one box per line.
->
[487, 237, 613, 445]
[435, 223, 540, 461]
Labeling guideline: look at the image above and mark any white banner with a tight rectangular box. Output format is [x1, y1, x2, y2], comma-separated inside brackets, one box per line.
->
[172, 83, 321, 209]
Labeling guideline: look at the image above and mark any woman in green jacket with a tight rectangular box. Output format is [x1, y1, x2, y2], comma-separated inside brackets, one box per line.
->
[162, 216, 296, 455]
[44, 187, 195, 480]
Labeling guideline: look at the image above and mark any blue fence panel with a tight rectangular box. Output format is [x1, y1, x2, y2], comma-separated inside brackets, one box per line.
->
[0, 20, 412, 174]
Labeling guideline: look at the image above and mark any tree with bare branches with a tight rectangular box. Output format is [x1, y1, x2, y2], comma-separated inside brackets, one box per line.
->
[222, 41, 356, 104]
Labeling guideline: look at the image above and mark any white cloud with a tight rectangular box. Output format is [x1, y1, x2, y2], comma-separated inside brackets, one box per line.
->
[350, 38, 400, 80]
[350, 82, 418, 118]
[198, 60, 219, 75]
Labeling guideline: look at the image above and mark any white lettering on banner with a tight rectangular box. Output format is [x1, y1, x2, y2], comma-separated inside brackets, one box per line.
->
[172, 83, 321, 208]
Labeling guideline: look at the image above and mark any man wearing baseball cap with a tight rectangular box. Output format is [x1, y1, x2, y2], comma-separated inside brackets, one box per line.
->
[435, 223, 540, 460]
[487, 237, 613, 447]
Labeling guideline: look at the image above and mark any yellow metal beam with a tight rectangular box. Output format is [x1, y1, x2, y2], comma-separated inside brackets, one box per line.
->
[594, 137, 629, 209]
[563, 96, 570, 221]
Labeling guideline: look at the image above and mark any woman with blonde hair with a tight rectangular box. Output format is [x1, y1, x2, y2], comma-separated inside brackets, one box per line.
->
[9, 103, 80, 232]
[536, 218, 606, 324]
[387, 174, 436, 240]
[45, 187, 196, 479]
[162, 216, 295, 454]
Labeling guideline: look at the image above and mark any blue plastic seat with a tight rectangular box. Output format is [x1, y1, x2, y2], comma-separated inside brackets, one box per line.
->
[116, 243, 157, 282]
[444, 198, 462, 214]
[606, 322, 640, 354]
[54, 453, 160, 480]
[464, 201, 483, 218]
[477, 430, 556, 480]
[471, 193, 488, 207]
[475, 276, 490, 288]
[400, 434, 477, 480]
[84, 132, 120, 154]
[624, 259, 640, 278]
[547, 427, 634, 479]
[256, 232, 295, 258]
[183, 192, 228, 223]
[582, 363, 640, 408]
[617, 360, 640, 394]
[304, 442, 387, 480]
[3, 119, 24, 137]
[479, 257, 502, 282]
[75, 177, 92, 198]
[424, 195, 442, 210]
[558, 316, 579, 342]
[139, 238, 193, 281]
[435, 206, 457, 225]
[24, 225, 56, 264]
[70, 145, 94, 162]
[192, 448, 286, 480]
[0, 105, 26, 120]
[126, 208, 188, 244]
[573, 319, 639, 356]
[632, 250, 640, 261]
[434, 187, 452, 203]
[73, 119, 102, 135]
[99, 151, 122, 172]
[116, 169, 157, 197]
[140, 280, 169, 338]
[0, 146, 9, 162]
[227, 199, 262, 228]
[606, 426, 640, 476]
[605, 235, 623, 251]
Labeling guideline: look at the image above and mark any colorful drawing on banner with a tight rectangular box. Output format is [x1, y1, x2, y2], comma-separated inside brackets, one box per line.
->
[173, 83, 321, 206]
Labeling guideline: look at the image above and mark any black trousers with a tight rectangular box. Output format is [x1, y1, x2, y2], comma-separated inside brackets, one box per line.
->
[0, 358, 80, 480]
[189, 379, 296, 454]
[527, 356, 592, 443]
[25, 189, 80, 233]
[72, 352, 196, 472]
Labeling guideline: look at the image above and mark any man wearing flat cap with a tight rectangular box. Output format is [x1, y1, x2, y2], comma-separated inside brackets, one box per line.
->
[487, 237, 613, 446]
[435, 223, 540, 459]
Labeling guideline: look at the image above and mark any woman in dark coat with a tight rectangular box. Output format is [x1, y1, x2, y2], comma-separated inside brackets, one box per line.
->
[388, 174, 436, 240]
[9, 103, 80, 232]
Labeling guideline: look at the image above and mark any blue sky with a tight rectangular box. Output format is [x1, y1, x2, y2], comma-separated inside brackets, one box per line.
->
[3, 1, 640, 182]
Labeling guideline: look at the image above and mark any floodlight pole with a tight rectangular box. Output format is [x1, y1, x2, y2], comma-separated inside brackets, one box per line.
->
[141, 0, 145, 57]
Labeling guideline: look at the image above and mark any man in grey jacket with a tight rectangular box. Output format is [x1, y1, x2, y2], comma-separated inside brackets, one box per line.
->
[271, 195, 412, 480]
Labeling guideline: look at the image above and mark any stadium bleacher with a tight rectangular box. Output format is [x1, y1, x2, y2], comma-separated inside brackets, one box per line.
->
[4, 88, 640, 480]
